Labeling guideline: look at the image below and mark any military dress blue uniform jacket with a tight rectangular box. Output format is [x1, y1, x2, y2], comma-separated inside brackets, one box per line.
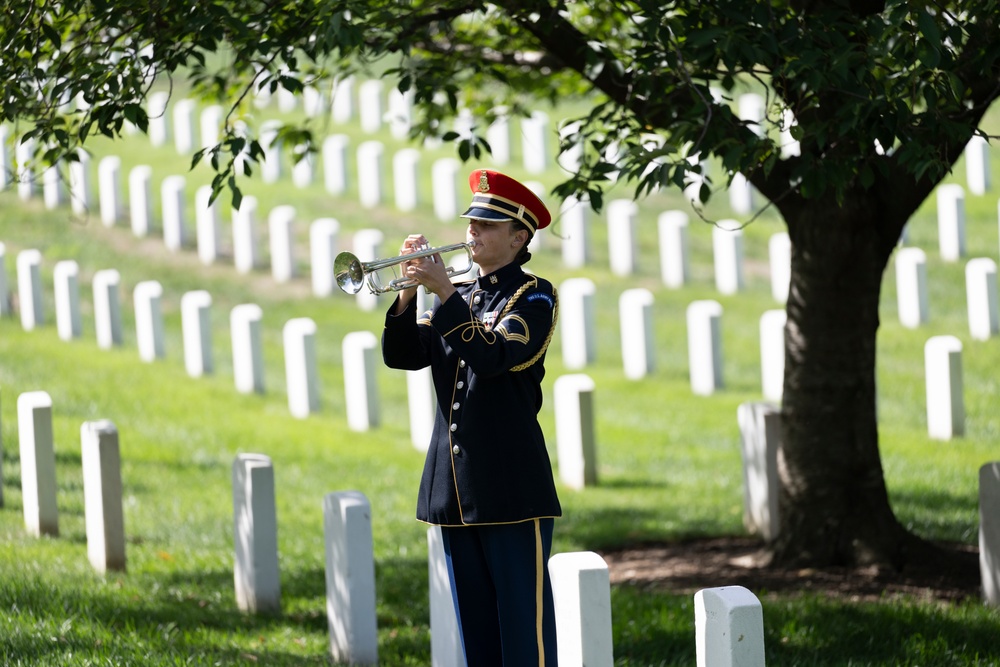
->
[382, 262, 562, 526]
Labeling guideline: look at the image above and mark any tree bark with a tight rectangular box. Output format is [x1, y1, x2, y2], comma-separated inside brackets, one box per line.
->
[768, 193, 917, 568]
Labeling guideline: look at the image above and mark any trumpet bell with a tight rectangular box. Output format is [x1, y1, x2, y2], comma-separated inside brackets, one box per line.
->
[333, 240, 476, 295]
[334, 252, 366, 294]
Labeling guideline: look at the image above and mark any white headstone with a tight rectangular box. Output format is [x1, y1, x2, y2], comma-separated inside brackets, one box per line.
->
[69, 150, 92, 215]
[619, 288, 655, 380]
[259, 120, 283, 184]
[330, 76, 355, 123]
[357, 141, 384, 208]
[161, 175, 187, 251]
[558, 120, 584, 174]
[358, 80, 385, 134]
[352, 229, 384, 312]
[759, 310, 786, 402]
[549, 551, 614, 666]
[147, 91, 170, 146]
[965, 257, 999, 340]
[738, 93, 766, 135]
[607, 199, 638, 277]
[407, 367, 435, 452]
[387, 88, 414, 140]
[81, 420, 126, 573]
[779, 108, 801, 158]
[42, 165, 64, 210]
[53, 260, 82, 341]
[233, 453, 281, 614]
[17, 249, 44, 330]
[323, 134, 350, 195]
[393, 148, 421, 211]
[694, 586, 766, 667]
[343, 331, 380, 431]
[431, 158, 461, 222]
[521, 111, 550, 174]
[427, 525, 464, 666]
[560, 196, 590, 269]
[277, 81, 298, 113]
[965, 135, 991, 195]
[658, 210, 690, 288]
[737, 402, 781, 541]
[487, 113, 511, 165]
[172, 98, 197, 154]
[232, 195, 260, 273]
[324, 490, 379, 665]
[231, 304, 265, 394]
[292, 148, 314, 188]
[15, 136, 36, 201]
[181, 290, 213, 377]
[303, 85, 326, 118]
[769, 231, 791, 303]
[98, 156, 123, 227]
[924, 335, 964, 440]
[728, 172, 755, 214]
[93, 269, 123, 349]
[687, 300, 724, 395]
[18, 391, 58, 537]
[560, 278, 597, 370]
[284, 318, 320, 418]
[713, 220, 745, 295]
[980, 462, 1000, 606]
[554, 374, 598, 490]
[0, 242, 11, 318]
[310, 218, 341, 297]
[268, 205, 297, 282]
[895, 247, 929, 328]
[195, 186, 221, 265]
[0, 124, 9, 189]
[936, 183, 966, 261]
[200, 104, 224, 149]
[134, 280, 165, 362]
[128, 165, 153, 237]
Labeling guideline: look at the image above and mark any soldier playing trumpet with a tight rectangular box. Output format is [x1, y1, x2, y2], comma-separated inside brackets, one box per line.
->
[382, 169, 561, 666]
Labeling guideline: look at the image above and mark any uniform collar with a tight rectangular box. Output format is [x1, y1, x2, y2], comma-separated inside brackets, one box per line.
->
[476, 262, 523, 289]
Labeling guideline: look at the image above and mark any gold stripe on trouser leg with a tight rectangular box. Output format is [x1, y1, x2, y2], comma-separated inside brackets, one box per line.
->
[534, 518, 545, 666]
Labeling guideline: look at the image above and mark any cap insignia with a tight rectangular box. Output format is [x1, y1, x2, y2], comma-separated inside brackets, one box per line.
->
[478, 171, 490, 192]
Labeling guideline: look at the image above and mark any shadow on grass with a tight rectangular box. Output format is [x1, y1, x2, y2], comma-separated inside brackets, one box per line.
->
[609, 585, 1000, 666]
[558, 504, 730, 551]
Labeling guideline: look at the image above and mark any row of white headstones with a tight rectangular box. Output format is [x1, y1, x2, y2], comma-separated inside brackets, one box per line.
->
[9, 389, 765, 667]
[1, 167, 995, 441]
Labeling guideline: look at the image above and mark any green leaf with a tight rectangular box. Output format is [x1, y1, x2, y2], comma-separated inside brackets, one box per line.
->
[190, 148, 207, 170]
[859, 164, 874, 189]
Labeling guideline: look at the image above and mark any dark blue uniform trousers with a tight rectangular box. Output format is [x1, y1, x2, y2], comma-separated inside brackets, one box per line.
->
[441, 519, 558, 666]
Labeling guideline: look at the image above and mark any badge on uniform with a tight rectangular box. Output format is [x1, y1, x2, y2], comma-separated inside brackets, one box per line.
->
[483, 310, 499, 328]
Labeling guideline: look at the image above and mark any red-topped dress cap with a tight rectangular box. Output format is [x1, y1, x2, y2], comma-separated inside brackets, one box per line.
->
[459, 169, 551, 233]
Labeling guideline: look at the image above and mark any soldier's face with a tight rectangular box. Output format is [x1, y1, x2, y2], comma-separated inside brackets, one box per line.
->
[467, 218, 520, 269]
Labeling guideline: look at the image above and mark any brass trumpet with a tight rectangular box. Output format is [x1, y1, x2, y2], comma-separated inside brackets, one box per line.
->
[334, 240, 477, 295]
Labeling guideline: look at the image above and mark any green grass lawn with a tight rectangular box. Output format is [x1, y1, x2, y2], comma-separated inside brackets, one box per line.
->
[1, 90, 999, 665]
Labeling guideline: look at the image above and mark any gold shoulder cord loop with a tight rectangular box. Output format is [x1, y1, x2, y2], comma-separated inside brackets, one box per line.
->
[497, 277, 558, 372]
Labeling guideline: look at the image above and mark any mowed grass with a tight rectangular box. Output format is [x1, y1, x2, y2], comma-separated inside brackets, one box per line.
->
[1, 93, 1000, 665]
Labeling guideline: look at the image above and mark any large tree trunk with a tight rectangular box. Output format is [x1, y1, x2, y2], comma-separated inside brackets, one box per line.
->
[769, 194, 918, 568]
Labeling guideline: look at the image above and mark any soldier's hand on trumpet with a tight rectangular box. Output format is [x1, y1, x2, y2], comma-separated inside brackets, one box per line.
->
[398, 234, 458, 304]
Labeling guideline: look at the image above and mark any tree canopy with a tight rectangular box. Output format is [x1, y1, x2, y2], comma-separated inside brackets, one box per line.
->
[4, 0, 1000, 569]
